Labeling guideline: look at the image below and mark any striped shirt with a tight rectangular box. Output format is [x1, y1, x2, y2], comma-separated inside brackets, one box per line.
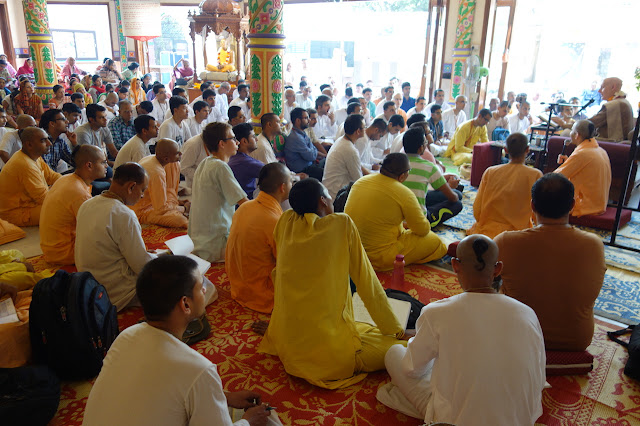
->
[402, 154, 446, 213]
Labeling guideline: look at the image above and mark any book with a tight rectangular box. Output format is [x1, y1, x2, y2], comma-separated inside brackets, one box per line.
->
[352, 292, 412, 330]
[0, 296, 19, 325]
[164, 235, 211, 277]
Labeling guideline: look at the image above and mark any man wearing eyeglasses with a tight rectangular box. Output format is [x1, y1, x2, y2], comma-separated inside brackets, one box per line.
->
[444, 109, 491, 166]
[40, 145, 107, 265]
[40, 108, 76, 173]
[344, 153, 447, 271]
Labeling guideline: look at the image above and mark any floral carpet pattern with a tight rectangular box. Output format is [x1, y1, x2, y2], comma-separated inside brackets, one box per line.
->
[24, 225, 639, 425]
[434, 181, 640, 325]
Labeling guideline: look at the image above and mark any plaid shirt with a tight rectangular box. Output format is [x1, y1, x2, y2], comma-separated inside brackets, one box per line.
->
[108, 116, 136, 150]
[43, 135, 74, 171]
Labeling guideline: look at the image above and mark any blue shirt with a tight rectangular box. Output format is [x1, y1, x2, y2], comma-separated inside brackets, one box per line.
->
[428, 118, 444, 141]
[284, 128, 317, 173]
[43, 135, 74, 171]
[401, 96, 416, 112]
[228, 152, 265, 198]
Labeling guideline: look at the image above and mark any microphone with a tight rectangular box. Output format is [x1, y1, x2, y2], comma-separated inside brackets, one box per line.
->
[585, 98, 595, 107]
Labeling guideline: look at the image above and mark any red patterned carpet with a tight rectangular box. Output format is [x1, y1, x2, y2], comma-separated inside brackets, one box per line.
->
[25, 225, 639, 426]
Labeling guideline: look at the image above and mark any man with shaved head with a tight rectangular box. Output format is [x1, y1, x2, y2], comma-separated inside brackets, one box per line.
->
[133, 138, 189, 228]
[76, 162, 154, 311]
[379, 234, 546, 425]
[0, 127, 61, 226]
[40, 145, 107, 264]
[0, 114, 36, 165]
[588, 77, 633, 141]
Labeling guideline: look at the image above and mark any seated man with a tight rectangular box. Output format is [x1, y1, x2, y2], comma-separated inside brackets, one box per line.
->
[556, 120, 611, 217]
[426, 104, 446, 156]
[284, 107, 324, 180]
[39, 108, 75, 173]
[372, 114, 404, 160]
[229, 84, 251, 122]
[344, 153, 447, 271]
[507, 100, 532, 135]
[75, 103, 119, 165]
[402, 127, 462, 226]
[82, 255, 273, 426]
[495, 173, 605, 351]
[468, 133, 542, 238]
[107, 100, 136, 152]
[444, 108, 491, 166]
[441, 95, 467, 137]
[228, 105, 246, 127]
[258, 178, 407, 389]
[75, 163, 154, 311]
[183, 100, 209, 137]
[40, 145, 107, 265]
[251, 112, 280, 165]
[379, 235, 545, 425]
[114, 114, 157, 168]
[133, 138, 189, 229]
[226, 162, 291, 314]
[0, 114, 36, 165]
[228, 123, 265, 199]
[355, 118, 387, 171]
[0, 127, 60, 226]
[189, 122, 248, 263]
[180, 131, 209, 190]
[158, 95, 192, 147]
[323, 114, 367, 200]
[589, 77, 634, 141]
[313, 95, 338, 139]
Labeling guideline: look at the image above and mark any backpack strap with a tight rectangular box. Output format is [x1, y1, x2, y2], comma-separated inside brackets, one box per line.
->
[607, 325, 636, 348]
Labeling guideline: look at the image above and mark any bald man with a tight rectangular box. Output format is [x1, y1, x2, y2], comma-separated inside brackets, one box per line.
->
[132, 138, 189, 228]
[379, 235, 545, 426]
[40, 145, 108, 265]
[0, 114, 36, 165]
[0, 127, 61, 226]
[589, 77, 634, 141]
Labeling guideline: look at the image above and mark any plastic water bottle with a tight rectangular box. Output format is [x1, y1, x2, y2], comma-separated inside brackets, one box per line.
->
[393, 254, 405, 288]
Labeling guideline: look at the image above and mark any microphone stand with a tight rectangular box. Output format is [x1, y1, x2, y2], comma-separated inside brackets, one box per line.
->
[572, 99, 594, 119]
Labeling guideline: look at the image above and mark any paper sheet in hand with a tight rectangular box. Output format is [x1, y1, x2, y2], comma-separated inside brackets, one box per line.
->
[0, 297, 19, 325]
[352, 292, 412, 330]
[165, 235, 211, 276]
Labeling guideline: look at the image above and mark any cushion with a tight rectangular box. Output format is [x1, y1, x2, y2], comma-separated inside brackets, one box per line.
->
[470, 142, 502, 187]
[569, 207, 632, 231]
[0, 219, 26, 246]
[546, 350, 594, 376]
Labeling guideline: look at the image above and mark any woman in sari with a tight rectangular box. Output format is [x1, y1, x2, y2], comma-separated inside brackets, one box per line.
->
[74, 83, 93, 106]
[128, 77, 145, 105]
[61, 57, 87, 81]
[16, 59, 35, 84]
[14, 80, 43, 120]
[48, 84, 70, 109]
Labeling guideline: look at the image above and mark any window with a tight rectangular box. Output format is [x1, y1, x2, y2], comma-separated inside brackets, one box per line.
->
[51, 30, 98, 61]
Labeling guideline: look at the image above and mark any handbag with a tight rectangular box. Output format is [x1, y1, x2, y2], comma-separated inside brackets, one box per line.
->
[607, 324, 640, 381]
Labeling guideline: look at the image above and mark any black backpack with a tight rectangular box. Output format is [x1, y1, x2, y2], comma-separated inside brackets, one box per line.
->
[0, 365, 60, 426]
[385, 289, 426, 330]
[29, 270, 119, 380]
[607, 324, 640, 381]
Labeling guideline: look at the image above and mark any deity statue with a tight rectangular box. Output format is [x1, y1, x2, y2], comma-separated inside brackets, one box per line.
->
[206, 38, 236, 72]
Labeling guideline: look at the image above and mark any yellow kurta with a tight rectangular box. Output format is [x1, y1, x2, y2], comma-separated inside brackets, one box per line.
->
[555, 138, 611, 217]
[225, 192, 282, 314]
[40, 173, 91, 265]
[0, 151, 61, 226]
[0, 249, 52, 291]
[132, 156, 187, 228]
[344, 173, 446, 271]
[258, 211, 404, 389]
[444, 119, 489, 166]
[468, 163, 542, 239]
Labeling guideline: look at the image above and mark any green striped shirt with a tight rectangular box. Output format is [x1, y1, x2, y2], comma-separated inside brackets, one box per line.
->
[402, 154, 446, 212]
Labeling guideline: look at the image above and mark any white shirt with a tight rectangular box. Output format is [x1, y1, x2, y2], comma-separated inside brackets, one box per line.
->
[375, 98, 394, 117]
[406, 106, 427, 119]
[250, 133, 277, 165]
[283, 102, 297, 127]
[295, 94, 312, 110]
[334, 108, 348, 128]
[441, 108, 467, 135]
[426, 101, 452, 112]
[354, 132, 382, 170]
[183, 116, 206, 138]
[82, 323, 248, 426]
[158, 117, 192, 148]
[314, 114, 337, 140]
[75, 195, 154, 311]
[150, 98, 170, 126]
[180, 134, 209, 189]
[390, 131, 406, 154]
[188, 157, 246, 262]
[0, 128, 18, 168]
[98, 101, 118, 122]
[371, 130, 396, 160]
[399, 293, 545, 425]
[114, 135, 151, 169]
[206, 106, 224, 125]
[215, 89, 229, 120]
[507, 113, 531, 135]
[163, 107, 195, 123]
[322, 136, 362, 199]
[229, 97, 250, 122]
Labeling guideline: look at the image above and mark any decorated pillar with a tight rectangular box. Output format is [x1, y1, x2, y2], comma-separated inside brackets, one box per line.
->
[450, 0, 476, 104]
[22, 0, 58, 103]
[246, 0, 285, 127]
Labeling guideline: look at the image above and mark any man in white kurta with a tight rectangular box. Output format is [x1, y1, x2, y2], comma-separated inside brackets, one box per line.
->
[150, 85, 170, 126]
[378, 235, 545, 425]
[113, 115, 157, 168]
[158, 96, 192, 148]
[507, 101, 532, 134]
[75, 163, 154, 311]
[441, 96, 467, 136]
[180, 134, 209, 189]
[322, 115, 365, 199]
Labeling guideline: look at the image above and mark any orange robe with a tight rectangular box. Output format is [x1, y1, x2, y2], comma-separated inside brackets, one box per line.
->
[0, 151, 61, 226]
[555, 138, 611, 217]
[40, 173, 92, 265]
[225, 192, 282, 314]
[132, 156, 187, 228]
[468, 162, 542, 239]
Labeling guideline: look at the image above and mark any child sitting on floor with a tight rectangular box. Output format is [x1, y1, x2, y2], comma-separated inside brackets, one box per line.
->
[467, 133, 542, 238]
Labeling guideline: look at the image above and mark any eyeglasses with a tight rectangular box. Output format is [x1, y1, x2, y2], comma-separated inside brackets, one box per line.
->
[224, 137, 237, 142]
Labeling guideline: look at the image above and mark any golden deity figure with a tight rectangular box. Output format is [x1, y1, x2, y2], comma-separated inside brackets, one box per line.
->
[206, 39, 236, 72]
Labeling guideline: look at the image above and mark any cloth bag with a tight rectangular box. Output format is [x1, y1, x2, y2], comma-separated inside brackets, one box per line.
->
[607, 324, 640, 381]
